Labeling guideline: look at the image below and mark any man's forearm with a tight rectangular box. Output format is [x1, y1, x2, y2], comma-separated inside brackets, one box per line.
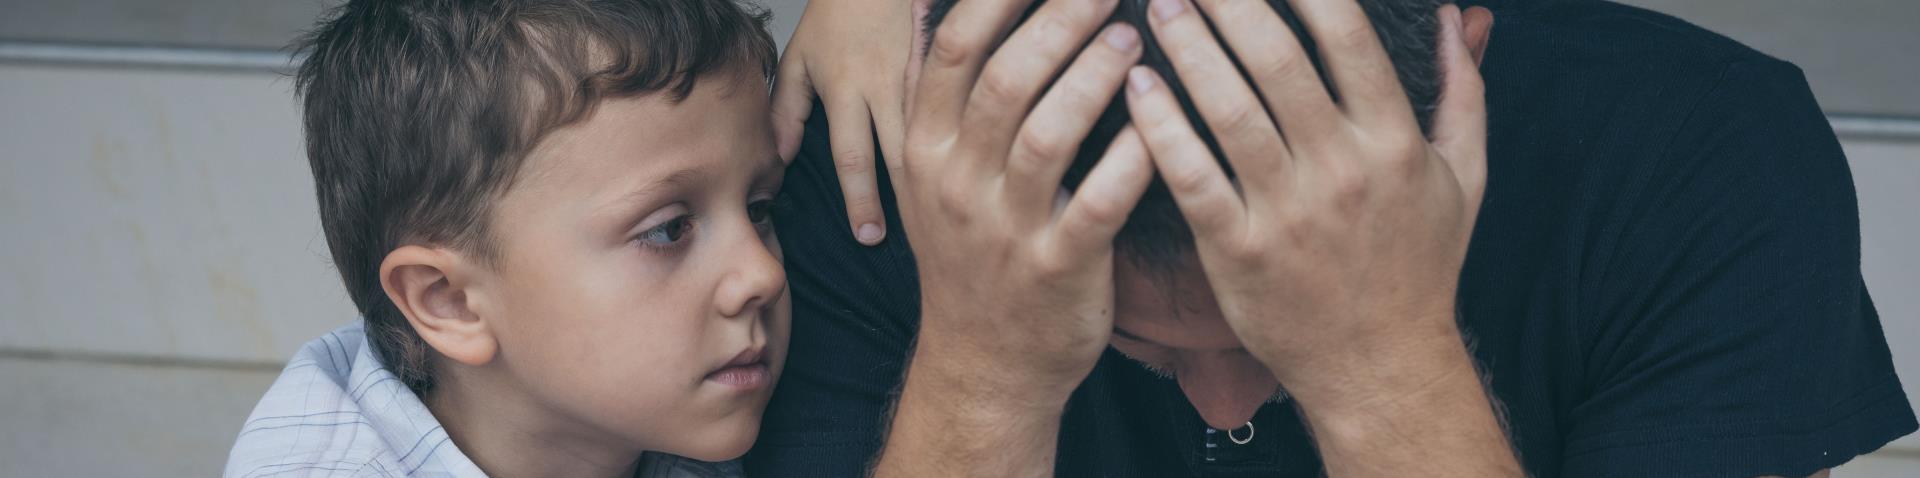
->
[1286, 333, 1523, 477]
[870, 342, 1071, 477]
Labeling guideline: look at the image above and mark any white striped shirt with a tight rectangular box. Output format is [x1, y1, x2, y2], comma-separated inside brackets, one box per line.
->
[225, 323, 737, 477]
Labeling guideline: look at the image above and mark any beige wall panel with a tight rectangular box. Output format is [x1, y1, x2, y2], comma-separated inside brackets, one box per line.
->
[0, 358, 279, 477]
[1836, 450, 1920, 477]
[1850, 139, 1920, 451]
[0, 0, 808, 51]
[0, 65, 355, 364]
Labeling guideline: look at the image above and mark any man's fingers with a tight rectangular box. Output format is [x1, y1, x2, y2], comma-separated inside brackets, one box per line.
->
[1144, 0, 1291, 186]
[1286, 0, 1416, 129]
[1430, 4, 1487, 208]
[1124, 66, 1245, 236]
[960, 0, 1121, 172]
[771, 50, 815, 163]
[825, 98, 888, 246]
[1055, 126, 1153, 258]
[1192, 0, 1341, 145]
[1006, 23, 1143, 210]
[911, 0, 1032, 143]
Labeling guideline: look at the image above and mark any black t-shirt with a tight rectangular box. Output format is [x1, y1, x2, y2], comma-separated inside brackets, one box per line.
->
[744, 1, 1917, 476]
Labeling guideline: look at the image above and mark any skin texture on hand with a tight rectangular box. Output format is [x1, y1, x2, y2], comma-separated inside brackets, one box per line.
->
[873, 0, 1151, 475]
[1125, 0, 1518, 475]
[769, 0, 925, 246]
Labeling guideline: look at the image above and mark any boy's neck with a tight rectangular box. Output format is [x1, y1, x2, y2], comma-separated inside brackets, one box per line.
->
[425, 369, 643, 478]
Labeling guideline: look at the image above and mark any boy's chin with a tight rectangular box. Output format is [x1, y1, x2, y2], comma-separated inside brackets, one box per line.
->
[667, 415, 763, 463]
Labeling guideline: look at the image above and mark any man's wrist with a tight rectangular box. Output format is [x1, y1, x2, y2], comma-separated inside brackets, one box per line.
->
[1276, 330, 1523, 476]
[874, 337, 1070, 476]
[1263, 309, 1469, 407]
[906, 323, 1084, 412]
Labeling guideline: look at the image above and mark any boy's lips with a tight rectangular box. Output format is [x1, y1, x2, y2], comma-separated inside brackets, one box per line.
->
[706, 347, 769, 389]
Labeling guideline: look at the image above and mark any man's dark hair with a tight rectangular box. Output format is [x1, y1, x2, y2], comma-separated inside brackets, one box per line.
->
[926, 0, 1445, 266]
[293, 0, 776, 394]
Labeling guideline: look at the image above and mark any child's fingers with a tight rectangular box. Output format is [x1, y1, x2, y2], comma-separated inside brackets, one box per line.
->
[771, 50, 816, 163]
[827, 98, 888, 245]
[871, 87, 909, 186]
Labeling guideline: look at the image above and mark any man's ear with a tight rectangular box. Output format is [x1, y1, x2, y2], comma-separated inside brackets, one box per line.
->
[379, 245, 498, 367]
[1462, 6, 1494, 66]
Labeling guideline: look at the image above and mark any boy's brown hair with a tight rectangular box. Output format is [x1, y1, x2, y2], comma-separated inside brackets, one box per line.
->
[293, 0, 777, 394]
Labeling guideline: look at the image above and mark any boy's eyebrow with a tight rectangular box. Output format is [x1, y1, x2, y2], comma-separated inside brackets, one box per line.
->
[598, 168, 706, 216]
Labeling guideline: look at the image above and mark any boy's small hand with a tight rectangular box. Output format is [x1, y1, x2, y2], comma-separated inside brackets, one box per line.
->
[769, 0, 921, 246]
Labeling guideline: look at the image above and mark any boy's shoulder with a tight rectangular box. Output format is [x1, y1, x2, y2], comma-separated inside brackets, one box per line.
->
[224, 324, 484, 478]
[225, 325, 747, 478]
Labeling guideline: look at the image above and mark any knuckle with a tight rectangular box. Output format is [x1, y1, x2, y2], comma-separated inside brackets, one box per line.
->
[1329, 24, 1380, 52]
[1251, 51, 1309, 83]
[976, 68, 1028, 106]
[903, 138, 940, 165]
[832, 148, 875, 172]
[842, 188, 880, 213]
[1014, 126, 1069, 163]
[934, 188, 973, 220]
[1383, 136, 1427, 164]
[1328, 169, 1369, 211]
[1162, 164, 1214, 195]
[1213, 104, 1269, 139]
[928, 31, 978, 68]
[1031, 255, 1070, 280]
[1075, 198, 1128, 229]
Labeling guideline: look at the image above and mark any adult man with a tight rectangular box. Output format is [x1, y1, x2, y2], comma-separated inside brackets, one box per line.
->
[748, 0, 1916, 476]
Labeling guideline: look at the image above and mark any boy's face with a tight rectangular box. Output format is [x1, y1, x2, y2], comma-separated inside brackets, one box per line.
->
[477, 69, 788, 462]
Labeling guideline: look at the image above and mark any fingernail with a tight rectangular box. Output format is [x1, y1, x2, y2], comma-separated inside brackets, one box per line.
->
[1128, 67, 1155, 94]
[856, 223, 884, 244]
[1104, 25, 1139, 51]
[1151, 0, 1185, 21]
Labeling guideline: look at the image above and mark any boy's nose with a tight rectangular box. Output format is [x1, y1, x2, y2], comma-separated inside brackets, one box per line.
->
[715, 231, 787, 319]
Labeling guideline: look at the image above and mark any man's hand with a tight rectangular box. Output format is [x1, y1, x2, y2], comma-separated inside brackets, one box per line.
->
[1127, 0, 1517, 475]
[875, 0, 1147, 475]
[769, 0, 920, 245]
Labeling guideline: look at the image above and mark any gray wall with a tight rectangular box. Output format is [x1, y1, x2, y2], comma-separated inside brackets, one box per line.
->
[0, 0, 1913, 475]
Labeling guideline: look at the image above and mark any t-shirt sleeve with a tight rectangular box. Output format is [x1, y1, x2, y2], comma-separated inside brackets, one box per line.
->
[1558, 59, 1916, 477]
[742, 103, 922, 477]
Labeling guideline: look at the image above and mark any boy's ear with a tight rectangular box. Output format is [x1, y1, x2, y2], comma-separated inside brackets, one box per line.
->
[1463, 6, 1494, 66]
[379, 245, 498, 367]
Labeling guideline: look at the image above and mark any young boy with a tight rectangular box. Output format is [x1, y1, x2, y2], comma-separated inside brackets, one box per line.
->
[225, 1, 787, 476]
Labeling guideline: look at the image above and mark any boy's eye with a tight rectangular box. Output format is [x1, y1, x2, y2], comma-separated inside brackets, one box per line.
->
[637, 215, 693, 247]
[747, 199, 774, 225]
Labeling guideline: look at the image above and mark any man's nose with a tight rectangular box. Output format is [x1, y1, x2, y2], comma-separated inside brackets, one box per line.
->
[1174, 353, 1281, 430]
